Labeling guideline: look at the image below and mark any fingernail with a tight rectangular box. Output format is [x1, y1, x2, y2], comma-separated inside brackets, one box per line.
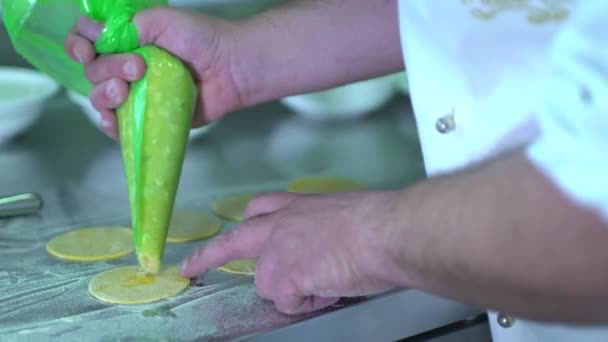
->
[123, 60, 136, 79]
[180, 259, 190, 274]
[74, 45, 85, 63]
[100, 118, 111, 128]
[100, 120, 116, 139]
[106, 82, 118, 99]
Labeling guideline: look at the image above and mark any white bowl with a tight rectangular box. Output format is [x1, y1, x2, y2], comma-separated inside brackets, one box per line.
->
[280, 74, 400, 121]
[67, 90, 214, 141]
[395, 72, 409, 95]
[0, 67, 59, 144]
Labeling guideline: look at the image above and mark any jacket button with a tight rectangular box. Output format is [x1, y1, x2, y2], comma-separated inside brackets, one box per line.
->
[497, 313, 515, 328]
[436, 112, 455, 134]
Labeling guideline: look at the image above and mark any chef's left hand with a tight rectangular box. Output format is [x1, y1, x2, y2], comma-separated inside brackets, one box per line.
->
[180, 190, 406, 315]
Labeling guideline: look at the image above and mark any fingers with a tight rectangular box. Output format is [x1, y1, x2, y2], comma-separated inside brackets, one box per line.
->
[306, 296, 340, 313]
[256, 271, 340, 315]
[89, 79, 127, 140]
[180, 215, 275, 278]
[191, 98, 207, 128]
[252, 233, 339, 315]
[98, 109, 119, 140]
[85, 54, 146, 84]
[67, 16, 147, 87]
[274, 293, 307, 316]
[76, 16, 103, 42]
[65, 32, 96, 63]
[65, 17, 103, 63]
[275, 295, 340, 315]
[244, 192, 298, 220]
[66, 15, 145, 129]
[89, 78, 129, 111]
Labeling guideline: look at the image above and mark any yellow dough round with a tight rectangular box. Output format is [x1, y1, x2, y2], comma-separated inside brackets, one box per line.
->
[167, 210, 223, 243]
[217, 259, 257, 275]
[212, 193, 255, 222]
[88, 266, 190, 305]
[287, 177, 367, 194]
[46, 226, 134, 262]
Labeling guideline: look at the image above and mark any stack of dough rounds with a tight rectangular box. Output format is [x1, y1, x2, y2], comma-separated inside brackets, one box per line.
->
[88, 265, 189, 305]
[166, 210, 222, 243]
[212, 193, 255, 222]
[218, 259, 257, 275]
[46, 226, 134, 262]
[287, 177, 367, 194]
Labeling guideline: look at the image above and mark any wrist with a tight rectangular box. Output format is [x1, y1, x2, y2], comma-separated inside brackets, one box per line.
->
[357, 189, 419, 289]
[379, 187, 429, 289]
[210, 20, 251, 113]
[226, 18, 275, 108]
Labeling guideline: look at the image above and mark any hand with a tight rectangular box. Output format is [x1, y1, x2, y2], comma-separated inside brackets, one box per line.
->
[180, 190, 405, 315]
[65, 8, 243, 139]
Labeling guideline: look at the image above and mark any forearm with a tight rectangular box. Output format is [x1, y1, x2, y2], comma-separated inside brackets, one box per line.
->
[390, 149, 608, 324]
[231, 0, 403, 107]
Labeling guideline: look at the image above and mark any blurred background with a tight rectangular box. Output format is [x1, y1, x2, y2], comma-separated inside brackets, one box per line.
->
[0, 19, 28, 67]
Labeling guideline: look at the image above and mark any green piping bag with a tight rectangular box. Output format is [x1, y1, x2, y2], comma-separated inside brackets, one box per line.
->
[3, 0, 197, 274]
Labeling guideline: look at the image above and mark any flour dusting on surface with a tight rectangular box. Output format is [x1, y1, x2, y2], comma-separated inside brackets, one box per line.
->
[0, 187, 354, 341]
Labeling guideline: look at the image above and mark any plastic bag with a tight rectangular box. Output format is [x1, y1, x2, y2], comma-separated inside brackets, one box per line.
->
[3, 0, 197, 274]
[116, 44, 196, 274]
[2, 0, 90, 95]
[80, 0, 167, 53]
[82, 0, 196, 275]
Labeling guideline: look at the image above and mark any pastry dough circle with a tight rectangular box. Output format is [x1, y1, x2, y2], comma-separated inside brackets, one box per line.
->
[46, 226, 134, 262]
[88, 265, 189, 305]
[212, 193, 254, 222]
[167, 210, 222, 243]
[217, 259, 257, 275]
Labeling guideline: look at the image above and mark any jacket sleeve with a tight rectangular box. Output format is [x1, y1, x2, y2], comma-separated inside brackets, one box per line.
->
[526, 2, 608, 221]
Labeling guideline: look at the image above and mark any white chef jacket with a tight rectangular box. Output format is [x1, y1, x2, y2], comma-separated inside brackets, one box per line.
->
[397, 1, 608, 341]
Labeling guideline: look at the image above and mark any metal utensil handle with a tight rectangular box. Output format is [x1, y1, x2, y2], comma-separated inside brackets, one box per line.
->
[0, 193, 43, 218]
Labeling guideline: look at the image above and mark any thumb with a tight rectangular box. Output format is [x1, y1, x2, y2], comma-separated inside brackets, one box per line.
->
[180, 215, 275, 278]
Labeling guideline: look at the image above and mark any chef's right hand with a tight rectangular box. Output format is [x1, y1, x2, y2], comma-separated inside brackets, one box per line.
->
[65, 8, 244, 139]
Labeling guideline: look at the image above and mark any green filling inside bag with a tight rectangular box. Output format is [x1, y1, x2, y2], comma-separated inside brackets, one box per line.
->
[117, 45, 196, 274]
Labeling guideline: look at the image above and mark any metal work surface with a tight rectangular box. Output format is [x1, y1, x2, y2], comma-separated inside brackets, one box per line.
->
[0, 94, 481, 341]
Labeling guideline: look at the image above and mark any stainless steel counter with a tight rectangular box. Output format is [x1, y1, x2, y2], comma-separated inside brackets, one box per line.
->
[0, 93, 484, 341]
